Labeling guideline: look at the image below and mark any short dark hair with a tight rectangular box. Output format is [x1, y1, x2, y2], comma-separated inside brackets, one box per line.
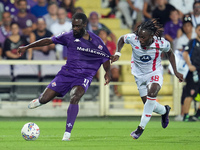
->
[170, 8, 179, 15]
[72, 13, 88, 24]
[134, 19, 163, 39]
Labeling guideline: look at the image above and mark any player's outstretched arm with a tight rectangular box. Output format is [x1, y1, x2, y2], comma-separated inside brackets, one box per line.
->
[166, 49, 183, 82]
[103, 60, 111, 85]
[110, 35, 125, 63]
[17, 37, 53, 56]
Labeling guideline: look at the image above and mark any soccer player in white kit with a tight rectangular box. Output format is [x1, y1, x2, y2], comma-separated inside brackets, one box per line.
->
[111, 19, 183, 139]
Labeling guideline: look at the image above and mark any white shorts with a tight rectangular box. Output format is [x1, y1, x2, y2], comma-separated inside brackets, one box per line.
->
[134, 71, 163, 97]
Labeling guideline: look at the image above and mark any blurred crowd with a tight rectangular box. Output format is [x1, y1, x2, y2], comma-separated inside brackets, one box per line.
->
[0, 0, 199, 60]
[1, 0, 200, 121]
[0, 0, 200, 61]
[0, 0, 121, 99]
[0, 0, 76, 60]
[104, 0, 198, 53]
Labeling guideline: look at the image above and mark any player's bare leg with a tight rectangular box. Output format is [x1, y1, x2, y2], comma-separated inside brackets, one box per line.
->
[62, 85, 85, 141]
[28, 88, 59, 109]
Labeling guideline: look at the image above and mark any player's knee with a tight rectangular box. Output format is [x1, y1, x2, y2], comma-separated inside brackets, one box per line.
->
[70, 95, 81, 104]
[147, 90, 159, 97]
[70, 92, 83, 104]
[147, 83, 160, 97]
[70, 86, 85, 104]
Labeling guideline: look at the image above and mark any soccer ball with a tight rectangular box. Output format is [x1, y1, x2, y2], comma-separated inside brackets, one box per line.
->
[21, 122, 40, 141]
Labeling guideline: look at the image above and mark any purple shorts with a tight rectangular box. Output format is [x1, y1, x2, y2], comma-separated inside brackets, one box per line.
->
[47, 73, 92, 97]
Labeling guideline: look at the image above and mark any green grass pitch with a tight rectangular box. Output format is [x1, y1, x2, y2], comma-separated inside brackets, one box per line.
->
[0, 117, 200, 150]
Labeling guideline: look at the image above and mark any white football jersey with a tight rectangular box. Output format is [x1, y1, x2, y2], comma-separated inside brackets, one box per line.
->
[124, 33, 171, 77]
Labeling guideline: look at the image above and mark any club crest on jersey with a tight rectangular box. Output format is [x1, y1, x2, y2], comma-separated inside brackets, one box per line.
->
[52, 82, 56, 87]
[140, 55, 151, 62]
[98, 45, 103, 50]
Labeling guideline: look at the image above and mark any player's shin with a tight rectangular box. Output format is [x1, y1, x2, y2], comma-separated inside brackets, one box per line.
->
[65, 104, 79, 133]
[139, 97, 156, 129]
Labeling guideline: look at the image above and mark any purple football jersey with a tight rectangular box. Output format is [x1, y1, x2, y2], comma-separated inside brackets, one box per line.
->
[51, 31, 111, 79]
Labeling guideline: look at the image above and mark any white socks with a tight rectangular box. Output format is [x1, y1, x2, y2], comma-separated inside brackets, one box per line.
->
[153, 101, 166, 115]
[139, 96, 167, 129]
[139, 97, 156, 129]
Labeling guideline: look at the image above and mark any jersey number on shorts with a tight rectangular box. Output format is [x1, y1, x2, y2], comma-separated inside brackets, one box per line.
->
[150, 75, 159, 82]
[83, 79, 89, 87]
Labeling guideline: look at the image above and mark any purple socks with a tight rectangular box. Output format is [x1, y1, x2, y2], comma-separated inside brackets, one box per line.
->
[65, 104, 79, 133]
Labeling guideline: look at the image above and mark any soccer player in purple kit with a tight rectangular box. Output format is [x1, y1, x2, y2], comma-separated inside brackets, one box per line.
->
[17, 13, 111, 141]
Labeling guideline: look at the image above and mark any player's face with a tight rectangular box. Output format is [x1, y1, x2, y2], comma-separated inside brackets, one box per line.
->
[138, 29, 153, 48]
[72, 19, 86, 38]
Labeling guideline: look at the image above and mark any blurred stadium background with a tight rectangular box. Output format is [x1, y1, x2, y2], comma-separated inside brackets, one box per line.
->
[0, 0, 195, 118]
